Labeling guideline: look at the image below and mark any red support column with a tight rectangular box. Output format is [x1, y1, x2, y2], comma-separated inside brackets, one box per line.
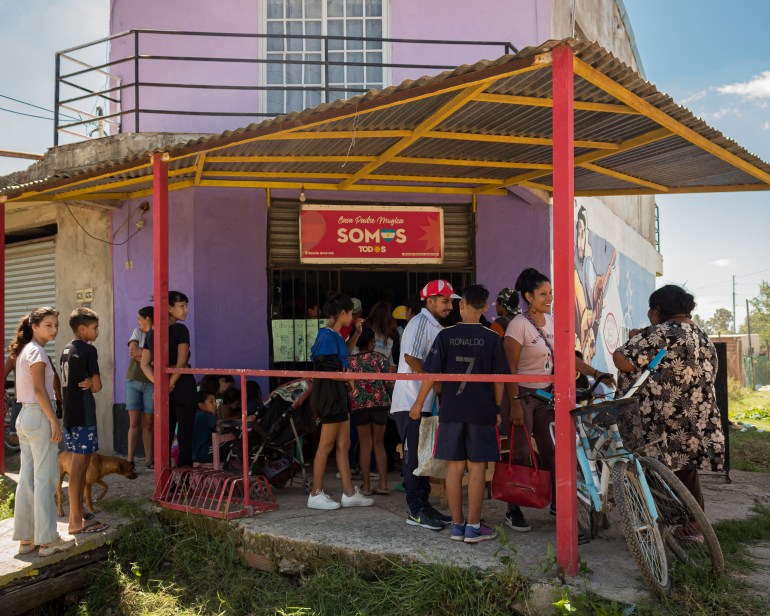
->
[552, 45, 578, 576]
[0, 198, 5, 476]
[152, 153, 171, 499]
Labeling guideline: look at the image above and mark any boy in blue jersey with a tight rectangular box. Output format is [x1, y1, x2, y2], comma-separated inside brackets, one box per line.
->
[409, 284, 508, 543]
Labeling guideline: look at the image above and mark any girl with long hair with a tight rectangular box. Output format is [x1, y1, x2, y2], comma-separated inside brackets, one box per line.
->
[364, 301, 399, 368]
[307, 293, 374, 510]
[12, 308, 75, 556]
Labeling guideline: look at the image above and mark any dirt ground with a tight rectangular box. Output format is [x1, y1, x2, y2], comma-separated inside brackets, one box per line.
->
[3, 450, 770, 609]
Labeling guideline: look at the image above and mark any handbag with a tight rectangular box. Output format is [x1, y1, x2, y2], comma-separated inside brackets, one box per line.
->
[492, 425, 551, 508]
[412, 415, 447, 479]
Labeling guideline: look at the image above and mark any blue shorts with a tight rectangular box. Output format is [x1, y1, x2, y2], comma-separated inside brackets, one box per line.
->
[434, 422, 500, 463]
[64, 425, 99, 455]
[125, 380, 155, 414]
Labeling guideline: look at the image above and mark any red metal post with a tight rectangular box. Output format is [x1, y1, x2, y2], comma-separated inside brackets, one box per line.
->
[240, 375, 251, 506]
[152, 153, 171, 499]
[0, 199, 5, 475]
[552, 44, 578, 576]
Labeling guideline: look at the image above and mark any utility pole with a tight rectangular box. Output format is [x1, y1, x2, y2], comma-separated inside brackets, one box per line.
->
[746, 299, 755, 390]
[732, 275, 737, 334]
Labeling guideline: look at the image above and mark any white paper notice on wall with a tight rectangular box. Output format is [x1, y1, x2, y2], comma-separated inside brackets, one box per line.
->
[271, 319, 327, 363]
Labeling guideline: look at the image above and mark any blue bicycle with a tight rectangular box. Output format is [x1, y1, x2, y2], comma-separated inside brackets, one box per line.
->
[532, 349, 723, 595]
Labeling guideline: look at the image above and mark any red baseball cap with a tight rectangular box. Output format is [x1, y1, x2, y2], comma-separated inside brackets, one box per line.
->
[420, 279, 460, 300]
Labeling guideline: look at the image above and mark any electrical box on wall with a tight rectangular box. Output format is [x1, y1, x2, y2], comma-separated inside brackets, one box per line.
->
[75, 288, 94, 304]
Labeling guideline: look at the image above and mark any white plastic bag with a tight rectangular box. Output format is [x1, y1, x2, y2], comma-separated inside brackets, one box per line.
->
[413, 415, 446, 478]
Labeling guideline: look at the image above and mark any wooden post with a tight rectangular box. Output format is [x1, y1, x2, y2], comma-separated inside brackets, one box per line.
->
[552, 44, 578, 576]
[152, 153, 170, 498]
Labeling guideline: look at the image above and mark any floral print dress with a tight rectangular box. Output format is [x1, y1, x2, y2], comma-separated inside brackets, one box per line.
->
[348, 351, 392, 411]
[616, 321, 725, 472]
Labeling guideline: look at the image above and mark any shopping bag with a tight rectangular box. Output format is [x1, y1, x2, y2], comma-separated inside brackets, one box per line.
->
[412, 415, 447, 479]
[491, 425, 551, 508]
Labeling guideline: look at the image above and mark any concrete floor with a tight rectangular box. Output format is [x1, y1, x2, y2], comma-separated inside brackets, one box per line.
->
[2, 457, 769, 611]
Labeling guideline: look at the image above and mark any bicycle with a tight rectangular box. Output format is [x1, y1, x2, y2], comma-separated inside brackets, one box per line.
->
[526, 349, 722, 595]
[4, 390, 20, 452]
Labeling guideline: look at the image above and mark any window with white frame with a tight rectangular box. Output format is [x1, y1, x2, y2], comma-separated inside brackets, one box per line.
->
[265, 0, 385, 115]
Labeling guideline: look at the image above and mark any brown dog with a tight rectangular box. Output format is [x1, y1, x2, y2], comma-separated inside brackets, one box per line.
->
[56, 452, 138, 517]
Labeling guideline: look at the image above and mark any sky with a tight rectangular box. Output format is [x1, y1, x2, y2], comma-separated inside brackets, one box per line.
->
[624, 0, 770, 326]
[1, 0, 769, 326]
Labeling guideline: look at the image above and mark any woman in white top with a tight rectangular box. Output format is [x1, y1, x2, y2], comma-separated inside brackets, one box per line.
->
[503, 268, 608, 533]
[11, 307, 75, 556]
[364, 301, 398, 369]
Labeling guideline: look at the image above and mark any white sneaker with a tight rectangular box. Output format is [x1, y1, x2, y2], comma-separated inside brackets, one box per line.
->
[307, 490, 341, 510]
[341, 486, 374, 508]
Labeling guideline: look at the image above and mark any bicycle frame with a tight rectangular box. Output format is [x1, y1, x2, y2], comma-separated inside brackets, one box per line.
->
[541, 348, 668, 523]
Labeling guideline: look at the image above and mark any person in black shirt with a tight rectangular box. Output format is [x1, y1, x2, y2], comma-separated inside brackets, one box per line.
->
[60, 307, 107, 534]
[409, 285, 508, 544]
[140, 291, 198, 468]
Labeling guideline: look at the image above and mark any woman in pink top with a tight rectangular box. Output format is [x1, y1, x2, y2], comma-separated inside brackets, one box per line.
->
[502, 268, 608, 533]
[11, 308, 76, 556]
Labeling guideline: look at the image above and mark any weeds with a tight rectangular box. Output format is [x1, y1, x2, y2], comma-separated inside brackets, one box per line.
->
[0, 476, 14, 521]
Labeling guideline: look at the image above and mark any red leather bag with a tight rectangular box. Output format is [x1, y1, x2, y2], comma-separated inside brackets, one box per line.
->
[491, 426, 552, 509]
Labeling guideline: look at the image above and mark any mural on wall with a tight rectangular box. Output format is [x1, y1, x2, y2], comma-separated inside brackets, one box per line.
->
[574, 202, 654, 374]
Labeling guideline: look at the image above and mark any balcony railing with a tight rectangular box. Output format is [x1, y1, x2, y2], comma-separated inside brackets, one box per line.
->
[54, 29, 515, 145]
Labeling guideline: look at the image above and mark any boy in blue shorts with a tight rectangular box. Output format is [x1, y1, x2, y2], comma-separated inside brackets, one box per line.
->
[60, 307, 107, 534]
[409, 284, 508, 543]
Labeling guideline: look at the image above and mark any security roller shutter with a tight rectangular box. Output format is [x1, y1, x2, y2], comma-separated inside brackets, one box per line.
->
[268, 201, 474, 269]
[4, 239, 57, 364]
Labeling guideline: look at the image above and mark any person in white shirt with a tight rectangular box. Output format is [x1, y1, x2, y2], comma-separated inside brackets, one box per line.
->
[391, 279, 457, 531]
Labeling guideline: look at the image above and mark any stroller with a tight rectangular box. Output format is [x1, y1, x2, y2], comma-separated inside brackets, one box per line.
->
[220, 379, 315, 491]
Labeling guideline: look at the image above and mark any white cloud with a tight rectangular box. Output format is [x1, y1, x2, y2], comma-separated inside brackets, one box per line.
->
[764, 121, 770, 130]
[680, 89, 709, 105]
[699, 107, 739, 121]
[718, 71, 770, 100]
[711, 259, 731, 268]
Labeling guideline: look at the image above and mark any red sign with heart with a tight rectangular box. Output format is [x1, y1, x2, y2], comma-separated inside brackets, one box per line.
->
[299, 204, 444, 264]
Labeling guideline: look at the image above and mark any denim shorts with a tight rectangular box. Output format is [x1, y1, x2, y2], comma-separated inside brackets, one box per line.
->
[64, 425, 99, 454]
[125, 379, 155, 414]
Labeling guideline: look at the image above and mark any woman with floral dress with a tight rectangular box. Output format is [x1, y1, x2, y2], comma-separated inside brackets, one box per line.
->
[348, 326, 392, 495]
[613, 284, 725, 515]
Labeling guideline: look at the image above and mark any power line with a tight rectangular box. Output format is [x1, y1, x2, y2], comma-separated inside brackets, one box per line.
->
[0, 94, 81, 122]
[691, 267, 770, 291]
[0, 106, 55, 121]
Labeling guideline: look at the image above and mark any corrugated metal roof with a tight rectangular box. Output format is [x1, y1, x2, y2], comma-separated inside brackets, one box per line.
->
[2, 38, 769, 202]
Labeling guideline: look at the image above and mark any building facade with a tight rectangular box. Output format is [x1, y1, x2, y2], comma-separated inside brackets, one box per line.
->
[3, 0, 660, 454]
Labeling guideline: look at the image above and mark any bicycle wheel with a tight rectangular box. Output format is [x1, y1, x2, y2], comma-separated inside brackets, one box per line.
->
[639, 456, 724, 577]
[612, 460, 672, 595]
[4, 406, 20, 452]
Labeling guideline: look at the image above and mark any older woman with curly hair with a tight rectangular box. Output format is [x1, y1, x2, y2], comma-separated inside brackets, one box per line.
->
[613, 285, 725, 513]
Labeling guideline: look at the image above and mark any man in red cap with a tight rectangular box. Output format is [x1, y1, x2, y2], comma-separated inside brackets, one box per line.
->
[391, 279, 458, 531]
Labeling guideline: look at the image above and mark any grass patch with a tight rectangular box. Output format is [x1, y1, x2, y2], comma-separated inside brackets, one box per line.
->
[0, 476, 14, 521]
[729, 429, 770, 473]
[560, 504, 770, 616]
[31, 504, 527, 616]
[728, 387, 770, 430]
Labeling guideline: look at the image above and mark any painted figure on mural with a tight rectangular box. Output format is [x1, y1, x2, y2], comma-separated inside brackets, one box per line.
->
[574, 205, 618, 364]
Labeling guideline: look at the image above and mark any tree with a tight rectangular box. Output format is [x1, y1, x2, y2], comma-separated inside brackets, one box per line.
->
[707, 308, 733, 334]
[740, 281, 770, 347]
[693, 313, 712, 333]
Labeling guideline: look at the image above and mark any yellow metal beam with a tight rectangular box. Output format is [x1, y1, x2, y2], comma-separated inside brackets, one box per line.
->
[203, 171, 351, 180]
[207, 155, 375, 164]
[195, 178, 506, 195]
[474, 93, 640, 115]
[126, 180, 196, 199]
[424, 130, 620, 150]
[338, 81, 494, 189]
[368, 173, 502, 185]
[261, 130, 411, 140]
[475, 126, 672, 194]
[194, 154, 207, 185]
[51, 166, 196, 200]
[573, 57, 770, 186]
[393, 156, 552, 170]
[574, 183, 770, 197]
[579, 162, 669, 192]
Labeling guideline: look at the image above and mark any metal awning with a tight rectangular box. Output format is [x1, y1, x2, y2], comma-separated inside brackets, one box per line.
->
[2, 38, 769, 203]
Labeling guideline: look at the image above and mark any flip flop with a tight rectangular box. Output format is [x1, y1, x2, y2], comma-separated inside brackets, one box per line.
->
[18, 541, 37, 554]
[84, 512, 95, 521]
[72, 521, 109, 534]
[373, 487, 390, 495]
[39, 537, 76, 556]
